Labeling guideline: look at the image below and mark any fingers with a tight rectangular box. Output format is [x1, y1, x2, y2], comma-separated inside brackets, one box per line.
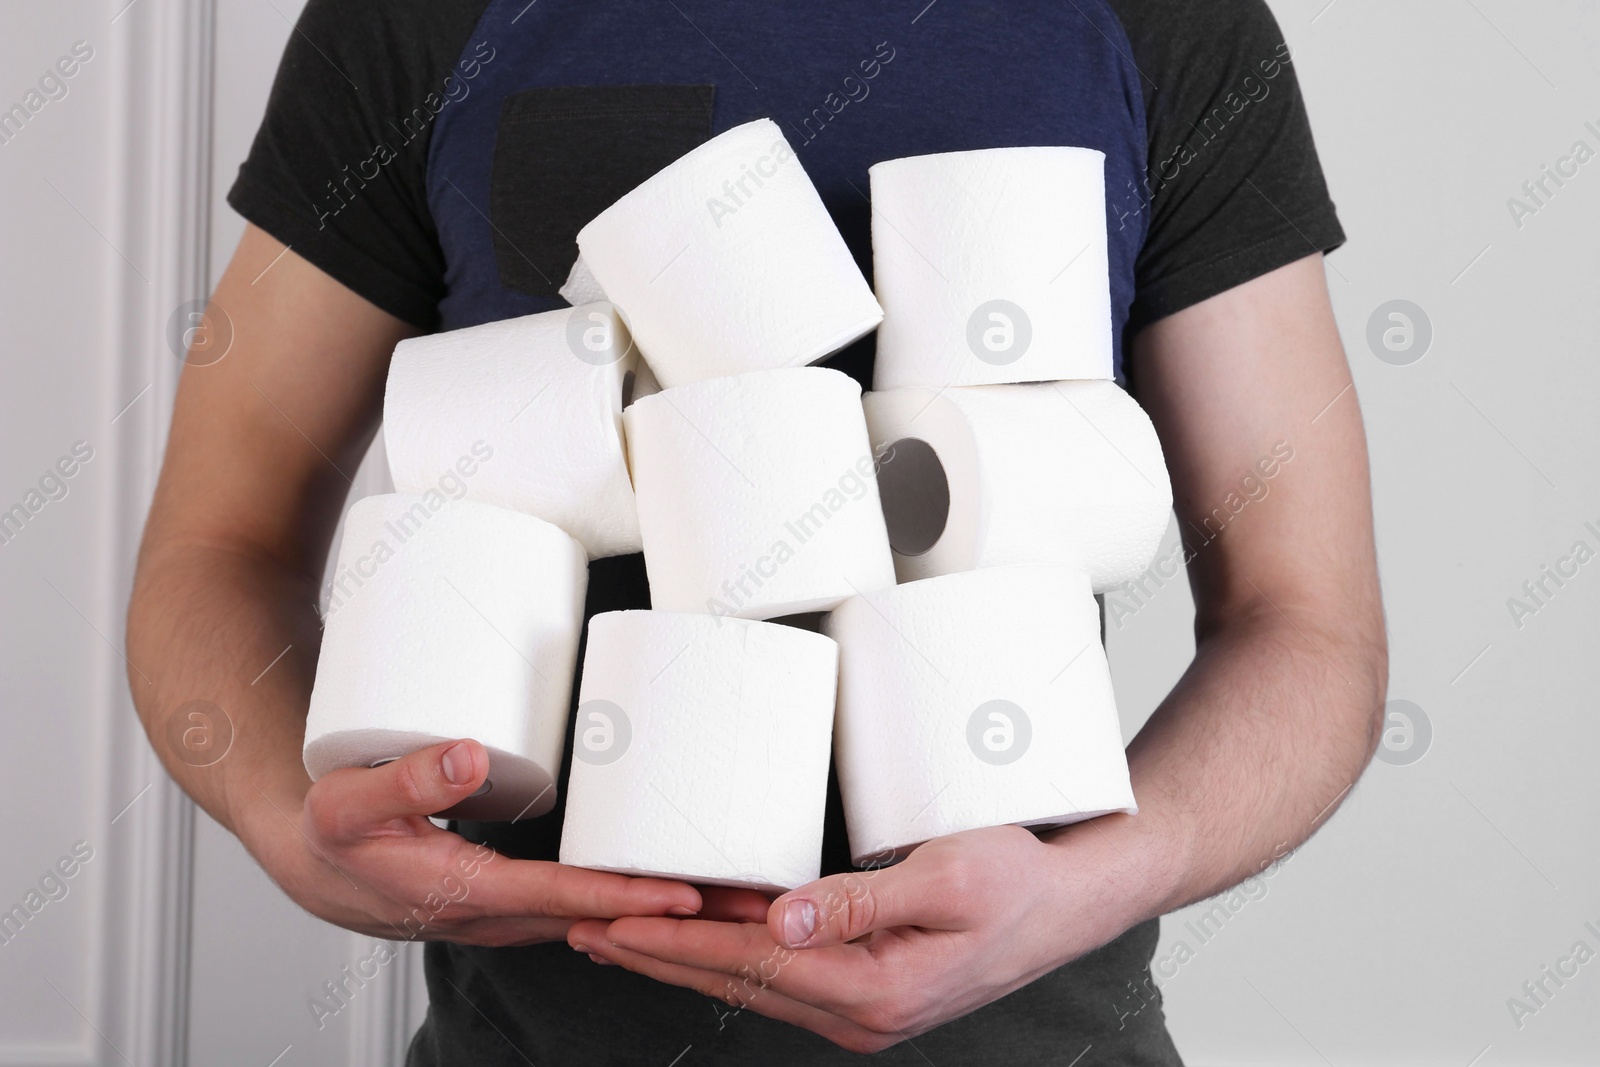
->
[307, 739, 488, 841]
[767, 852, 968, 949]
[304, 740, 702, 920]
[464, 859, 703, 921]
[598, 915, 873, 1014]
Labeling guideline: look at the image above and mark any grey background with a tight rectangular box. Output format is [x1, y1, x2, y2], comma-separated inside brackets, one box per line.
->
[0, 0, 1595, 1063]
[1106, 3, 1600, 1062]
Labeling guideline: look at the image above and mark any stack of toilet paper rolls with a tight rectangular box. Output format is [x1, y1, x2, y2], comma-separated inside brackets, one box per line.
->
[558, 120, 891, 891]
[831, 146, 1174, 864]
[300, 123, 1174, 889]
[561, 356, 899, 889]
[303, 119, 891, 890]
[302, 302, 647, 820]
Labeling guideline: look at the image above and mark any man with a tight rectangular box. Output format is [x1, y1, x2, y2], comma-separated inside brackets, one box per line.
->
[128, 0, 1387, 1061]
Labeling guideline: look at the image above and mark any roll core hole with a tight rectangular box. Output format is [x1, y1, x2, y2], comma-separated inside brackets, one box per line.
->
[876, 437, 949, 556]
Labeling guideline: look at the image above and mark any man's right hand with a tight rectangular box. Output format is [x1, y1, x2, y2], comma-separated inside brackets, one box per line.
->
[241, 738, 706, 947]
[128, 226, 745, 948]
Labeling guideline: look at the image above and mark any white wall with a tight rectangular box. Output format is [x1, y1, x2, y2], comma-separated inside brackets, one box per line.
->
[186, 4, 424, 1066]
[0, 1, 120, 1054]
[1, 0, 1594, 1064]
[1108, 1, 1600, 1063]
[1, 1, 204, 1063]
[1, 2, 419, 1065]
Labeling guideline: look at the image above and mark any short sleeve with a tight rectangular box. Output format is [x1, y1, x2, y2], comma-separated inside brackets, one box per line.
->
[226, 0, 491, 330]
[1109, 0, 1346, 332]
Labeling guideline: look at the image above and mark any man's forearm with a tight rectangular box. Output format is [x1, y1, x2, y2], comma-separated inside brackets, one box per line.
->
[126, 539, 323, 843]
[1045, 602, 1386, 928]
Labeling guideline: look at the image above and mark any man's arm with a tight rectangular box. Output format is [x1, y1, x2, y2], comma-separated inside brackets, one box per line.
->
[129, 223, 708, 944]
[567, 253, 1388, 1052]
[1115, 250, 1387, 907]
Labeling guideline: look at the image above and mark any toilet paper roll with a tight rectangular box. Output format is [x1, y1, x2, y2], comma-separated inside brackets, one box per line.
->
[624, 367, 896, 619]
[383, 303, 645, 559]
[869, 147, 1113, 390]
[558, 254, 607, 306]
[826, 566, 1135, 866]
[303, 493, 587, 821]
[559, 610, 839, 892]
[864, 380, 1171, 593]
[575, 118, 883, 389]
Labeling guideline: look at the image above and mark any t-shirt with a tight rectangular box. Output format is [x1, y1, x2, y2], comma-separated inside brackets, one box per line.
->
[230, 2, 1344, 1063]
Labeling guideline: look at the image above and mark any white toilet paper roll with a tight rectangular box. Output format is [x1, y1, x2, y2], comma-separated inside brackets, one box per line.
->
[869, 147, 1113, 390]
[557, 254, 607, 306]
[303, 493, 587, 821]
[624, 367, 897, 619]
[383, 303, 644, 560]
[864, 380, 1172, 593]
[559, 610, 839, 892]
[575, 118, 883, 389]
[826, 566, 1135, 866]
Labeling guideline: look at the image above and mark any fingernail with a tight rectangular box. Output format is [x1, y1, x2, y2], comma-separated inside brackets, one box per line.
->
[571, 942, 590, 954]
[441, 742, 471, 785]
[667, 904, 698, 916]
[781, 899, 816, 947]
[588, 953, 614, 965]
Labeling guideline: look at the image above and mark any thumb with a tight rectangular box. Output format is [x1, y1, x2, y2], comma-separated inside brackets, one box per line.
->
[767, 857, 954, 949]
[308, 739, 487, 842]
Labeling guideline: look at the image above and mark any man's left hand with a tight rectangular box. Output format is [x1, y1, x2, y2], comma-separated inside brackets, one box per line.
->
[565, 823, 1151, 1054]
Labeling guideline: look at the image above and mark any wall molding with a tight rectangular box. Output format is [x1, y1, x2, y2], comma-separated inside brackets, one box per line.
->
[98, 2, 424, 1062]
[347, 937, 425, 1067]
[102, 0, 217, 1063]
[71, 3, 427, 1062]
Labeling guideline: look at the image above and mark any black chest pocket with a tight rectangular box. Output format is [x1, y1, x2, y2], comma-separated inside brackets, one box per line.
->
[488, 84, 715, 298]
